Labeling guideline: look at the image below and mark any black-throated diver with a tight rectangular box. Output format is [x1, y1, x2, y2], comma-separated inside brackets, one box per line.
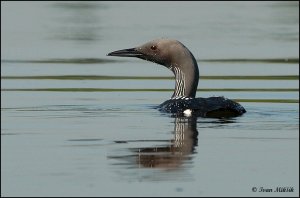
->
[107, 39, 246, 118]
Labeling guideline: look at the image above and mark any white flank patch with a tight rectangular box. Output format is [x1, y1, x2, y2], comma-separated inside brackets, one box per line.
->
[183, 109, 192, 117]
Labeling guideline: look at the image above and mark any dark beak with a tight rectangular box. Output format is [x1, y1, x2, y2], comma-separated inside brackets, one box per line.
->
[107, 48, 143, 58]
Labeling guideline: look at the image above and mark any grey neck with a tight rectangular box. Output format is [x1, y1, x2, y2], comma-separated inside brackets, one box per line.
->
[171, 55, 199, 99]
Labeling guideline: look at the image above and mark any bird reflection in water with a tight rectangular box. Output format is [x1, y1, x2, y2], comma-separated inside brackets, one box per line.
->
[110, 117, 198, 170]
[135, 117, 198, 169]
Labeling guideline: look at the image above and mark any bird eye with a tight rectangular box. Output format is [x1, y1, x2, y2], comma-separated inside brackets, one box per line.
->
[151, 45, 157, 50]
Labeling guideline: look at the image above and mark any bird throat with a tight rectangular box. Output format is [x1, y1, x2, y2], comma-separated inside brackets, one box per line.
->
[171, 65, 198, 99]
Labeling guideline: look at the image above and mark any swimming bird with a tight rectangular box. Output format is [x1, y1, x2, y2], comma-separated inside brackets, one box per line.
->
[107, 39, 246, 118]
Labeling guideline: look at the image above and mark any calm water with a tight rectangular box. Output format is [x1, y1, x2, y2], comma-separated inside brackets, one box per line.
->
[1, 1, 299, 197]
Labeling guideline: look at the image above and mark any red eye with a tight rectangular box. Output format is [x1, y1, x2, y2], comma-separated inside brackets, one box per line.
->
[151, 45, 157, 50]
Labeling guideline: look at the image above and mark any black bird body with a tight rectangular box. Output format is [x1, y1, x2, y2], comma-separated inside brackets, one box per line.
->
[159, 97, 246, 118]
[107, 39, 246, 118]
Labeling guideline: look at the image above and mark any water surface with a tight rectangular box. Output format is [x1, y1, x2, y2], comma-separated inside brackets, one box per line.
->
[1, 2, 299, 197]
